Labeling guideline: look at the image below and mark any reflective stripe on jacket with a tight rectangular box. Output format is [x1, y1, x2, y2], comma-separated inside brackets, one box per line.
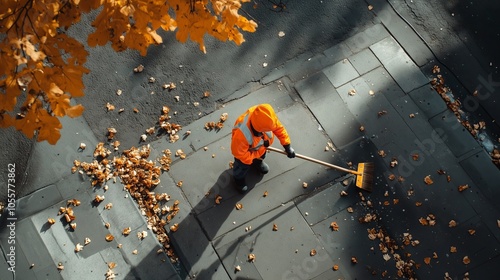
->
[231, 105, 291, 165]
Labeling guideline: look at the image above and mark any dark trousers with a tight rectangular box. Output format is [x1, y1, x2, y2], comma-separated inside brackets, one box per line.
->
[233, 151, 266, 185]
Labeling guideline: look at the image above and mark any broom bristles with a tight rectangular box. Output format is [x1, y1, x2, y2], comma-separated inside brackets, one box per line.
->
[356, 162, 374, 192]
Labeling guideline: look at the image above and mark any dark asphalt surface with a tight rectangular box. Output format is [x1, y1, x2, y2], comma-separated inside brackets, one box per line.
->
[1, 0, 499, 203]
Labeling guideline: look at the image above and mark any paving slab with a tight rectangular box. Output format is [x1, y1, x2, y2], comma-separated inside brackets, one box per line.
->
[362, 66, 406, 101]
[311, 208, 396, 279]
[322, 59, 360, 88]
[21, 116, 99, 197]
[296, 182, 360, 227]
[368, 0, 434, 66]
[15, 183, 63, 220]
[343, 23, 390, 54]
[391, 94, 454, 161]
[304, 86, 363, 149]
[169, 214, 229, 280]
[213, 202, 333, 280]
[370, 37, 429, 93]
[408, 85, 447, 119]
[348, 48, 381, 75]
[459, 150, 500, 203]
[294, 71, 336, 104]
[428, 110, 481, 158]
[322, 42, 353, 66]
[28, 203, 109, 280]
[335, 77, 415, 149]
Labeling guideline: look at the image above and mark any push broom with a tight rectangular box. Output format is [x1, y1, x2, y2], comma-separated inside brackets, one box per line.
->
[267, 146, 374, 192]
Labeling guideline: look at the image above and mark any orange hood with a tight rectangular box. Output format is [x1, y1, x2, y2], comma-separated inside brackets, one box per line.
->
[250, 104, 277, 132]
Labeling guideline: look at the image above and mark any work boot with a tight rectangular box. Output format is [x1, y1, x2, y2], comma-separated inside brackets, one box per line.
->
[258, 161, 269, 174]
[234, 178, 248, 193]
[237, 185, 248, 193]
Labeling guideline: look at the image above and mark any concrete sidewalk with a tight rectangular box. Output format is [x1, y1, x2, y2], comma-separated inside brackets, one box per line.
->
[2, 5, 500, 280]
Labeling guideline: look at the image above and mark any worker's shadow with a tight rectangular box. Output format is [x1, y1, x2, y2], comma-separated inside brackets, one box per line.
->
[170, 165, 264, 279]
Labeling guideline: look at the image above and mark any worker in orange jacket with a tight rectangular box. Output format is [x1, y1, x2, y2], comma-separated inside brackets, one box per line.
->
[231, 104, 295, 192]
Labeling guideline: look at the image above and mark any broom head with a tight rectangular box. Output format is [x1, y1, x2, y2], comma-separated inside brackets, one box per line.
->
[355, 162, 374, 192]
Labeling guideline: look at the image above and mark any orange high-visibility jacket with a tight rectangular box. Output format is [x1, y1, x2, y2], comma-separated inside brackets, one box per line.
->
[231, 104, 291, 165]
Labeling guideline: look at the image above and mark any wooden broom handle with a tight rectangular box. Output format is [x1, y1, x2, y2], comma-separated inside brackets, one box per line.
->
[267, 146, 359, 175]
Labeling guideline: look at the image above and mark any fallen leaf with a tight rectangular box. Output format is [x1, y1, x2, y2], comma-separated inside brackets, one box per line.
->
[235, 203, 243, 210]
[106, 103, 115, 111]
[351, 257, 357, 264]
[104, 203, 113, 210]
[203, 91, 211, 98]
[263, 191, 268, 197]
[377, 110, 388, 117]
[411, 153, 419, 161]
[75, 243, 84, 252]
[348, 89, 356, 96]
[170, 223, 179, 232]
[388, 174, 396, 181]
[108, 262, 117, 269]
[70, 223, 77, 230]
[449, 220, 457, 227]
[48, 218, 56, 225]
[133, 64, 144, 73]
[137, 230, 148, 240]
[368, 4, 373, 10]
[272, 223, 278, 231]
[95, 195, 105, 203]
[122, 227, 131, 236]
[132, 249, 138, 255]
[359, 125, 365, 132]
[234, 265, 241, 272]
[215, 195, 222, 205]
[424, 175, 433, 185]
[176, 181, 183, 187]
[424, 257, 431, 265]
[332, 264, 339, 271]
[278, 31, 285, 37]
[330, 222, 339, 231]
[310, 249, 317, 256]
[378, 150, 386, 157]
[105, 234, 114, 242]
[302, 182, 308, 188]
[463, 256, 470, 265]
[390, 158, 398, 168]
[57, 262, 64, 271]
[84, 237, 91, 245]
[458, 184, 469, 192]
[468, 229, 476, 235]
[450, 246, 457, 253]
[248, 253, 256, 262]
[347, 207, 354, 213]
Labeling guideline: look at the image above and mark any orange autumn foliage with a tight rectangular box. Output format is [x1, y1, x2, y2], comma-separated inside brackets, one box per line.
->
[0, 0, 257, 144]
